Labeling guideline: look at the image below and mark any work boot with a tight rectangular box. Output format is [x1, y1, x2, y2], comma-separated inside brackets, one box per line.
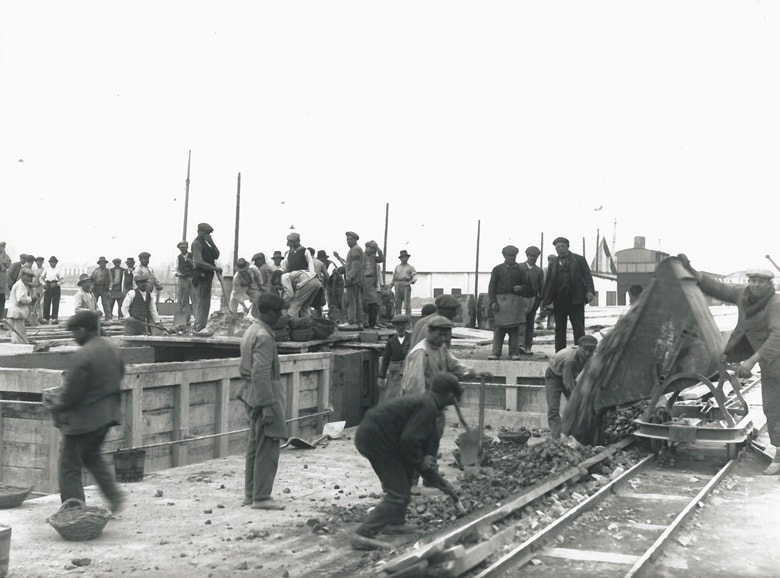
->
[488, 355, 500, 360]
[241, 497, 252, 506]
[350, 533, 393, 551]
[251, 499, 285, 510]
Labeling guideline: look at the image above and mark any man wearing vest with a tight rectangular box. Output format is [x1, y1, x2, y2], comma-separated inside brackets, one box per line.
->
[121, 273, 161, 336]
[176, 241, 196, 327]
[191, 223, 222, 332]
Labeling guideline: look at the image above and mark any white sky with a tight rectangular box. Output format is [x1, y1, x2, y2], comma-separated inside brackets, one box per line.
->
[1, 1, 779, 275]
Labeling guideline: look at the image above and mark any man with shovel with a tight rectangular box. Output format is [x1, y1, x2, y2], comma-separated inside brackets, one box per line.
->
[352, 372, 466, 550]
[121, 273, 162, 336]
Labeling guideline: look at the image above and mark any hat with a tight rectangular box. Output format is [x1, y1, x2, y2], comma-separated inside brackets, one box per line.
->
[316, 250, 329, 261]
[77, 273, 91, 286]
[427, 315, 455, 329]
[525, 246, 541, 257]
[286, 232, 300, 243]
[112, 258, 122, 264]
[746, 268, 775, 280]
[435, 294, 461, 310]
[272, 251, 283, 260]
[390, 314, 409, 325]
[138, 251, 151, 259]
[197, 222, 214, 233]
[176, 241, 188, 249]
[134, 272, 150, 284]
[502, 245, 519, 256]
[35, 256, 44, 261]
[20, 268, 34, 278]
[399, 250, 410, 259]
[578, 335, 598, 350]
[23, 254, 34, 262]
[552, 237, 570, 246]
[236, 258, 249, 270]
[126, 257, 135, 264]
[66, 310, 99, 332]
[97, 256, 108, 264]
[48, 256, 58, 263]
[430, 372, 463, 400]
[0, 241, 5, 247]
[251, 252, 265, 262]
[345, 231, 359, 240]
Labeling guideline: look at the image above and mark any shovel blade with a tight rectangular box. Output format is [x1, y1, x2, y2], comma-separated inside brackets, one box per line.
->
[458, 430, 481, 468]
[287, 437, 316, 449]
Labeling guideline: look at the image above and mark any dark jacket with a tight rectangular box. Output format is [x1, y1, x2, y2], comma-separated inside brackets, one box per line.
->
[48, 336, 124, 435]
[379, 333, 411, 378]
[488, 262, 533, 304]
[542, 252, 595, 306]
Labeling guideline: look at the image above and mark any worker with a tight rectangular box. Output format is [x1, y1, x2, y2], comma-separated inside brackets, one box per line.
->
[408, 294, 462, 348]
[175, 241, 195, 327]
[229, 258, 254, 315]
[362, 240, 384, 329]
[237, 293, 288, 510]
[391, 249, 417, 318]
[679, 254, 780, 475]
[545, 334, 598, 439]
[352, 372, 465, 550]
[309, 248, 329, 318]
[90, 256, 112, 319]
[523, 246, 545, 354]
[43, 310, 125, 513]
[270, 251, 284, 271]
[377, 314, 412, 402]
[121, 273, 161, 336]
[0, 241, 11, 322]
[280, 269, 322, 318]
[40, 255, 64, 325]
[541, 237, 595, 352]
[136, 252, 164, 294]
[108, 258, 127, 321]
[335, 231, 364, 330]
[6, 269, 34, 343]
[73, 274, 102, 316]
[191, 223, 222, 332]
[488, 245, 533, 360]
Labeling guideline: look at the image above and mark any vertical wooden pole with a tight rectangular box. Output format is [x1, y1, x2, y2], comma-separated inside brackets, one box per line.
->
[215, 378, 231, 458]
[596, 228, 600, 272]
[182, 150, 191, 242]
[474, 220, 481, 303]
[233, 172, 241, 270]
[382, 203, 389, 285]
[173, 379, 191, 467]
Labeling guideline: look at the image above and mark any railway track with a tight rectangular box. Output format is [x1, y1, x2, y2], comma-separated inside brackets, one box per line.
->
[370, 439, 742, 578]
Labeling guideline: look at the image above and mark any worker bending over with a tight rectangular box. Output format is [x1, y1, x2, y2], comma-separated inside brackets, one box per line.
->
[545, 334, 598, 439]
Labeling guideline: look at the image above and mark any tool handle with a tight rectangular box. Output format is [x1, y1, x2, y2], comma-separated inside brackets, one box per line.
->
[452, 400, 471, 433]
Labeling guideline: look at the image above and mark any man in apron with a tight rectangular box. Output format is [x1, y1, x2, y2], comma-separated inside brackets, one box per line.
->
[488, 245, 533, 360]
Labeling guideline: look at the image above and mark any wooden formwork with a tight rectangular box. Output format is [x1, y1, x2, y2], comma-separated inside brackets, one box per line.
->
[0, 352, 332, 494]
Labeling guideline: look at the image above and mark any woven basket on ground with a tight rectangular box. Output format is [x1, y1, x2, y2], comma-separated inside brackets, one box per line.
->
[288, 317, 313, 330]
[290, 327, 314, 342]
[311, 318, 336, 339]
[47, 498, 111, 541]
[0, 484, 33, 509]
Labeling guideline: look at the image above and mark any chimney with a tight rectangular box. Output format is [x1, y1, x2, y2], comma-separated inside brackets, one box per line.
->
[634, 236, 646, 249]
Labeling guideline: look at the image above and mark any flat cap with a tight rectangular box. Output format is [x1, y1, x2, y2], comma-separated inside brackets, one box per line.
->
[138, 251, 151, 259]
[525, 246, 541, 257]
[316, 250, 329, 261]
[134, 272, 150, 283]
[176, 241, 188, 249]
[746, 268, 775, 280]
[345, 231, 359, 240]
[552, 237, 570, 246]
[502, 245, 519, 256]
[427, 315, 455, 329]
[578, 335, 598, 350]
[390, 314, 409, 324]
[286, 232, 300, 242]
[435, 294, 461, 309]
[197, 222, 214, 233]
[35, 256, 44, 261]
[0, 241, 5, 247]
[251, 252, 265, 261]
[236, 258, 249, 270]
[112, 258, 122, 264]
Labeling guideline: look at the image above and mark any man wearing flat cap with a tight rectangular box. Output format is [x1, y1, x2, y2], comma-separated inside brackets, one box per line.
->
[282, 232, 315, 275]
[523, 246, 545, 354]
[377, 314, 412, 402]
[250, 253, 274, 295]
[409, 294, 462, 349]
[175, 241, 195, 327]
[545, 334, 598, 439]
[541, 237, 595, 351]
[488, 245, 535, 360]
[679, 254, 780, 474]
[191, 223, 221, 331]
[280, 233, 316, 316]
[108, 258, 126, 320]
[121, 273, 161, 336]
[391, 250, 417, 319]
[336, 231, 364, 330]
[91, 257, 112, 319]
[6, 268, 34, 343]
[40, 256, 64, 324]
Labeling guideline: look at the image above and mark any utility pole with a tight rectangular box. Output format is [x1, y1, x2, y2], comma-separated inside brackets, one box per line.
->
[182, 150, 191, 241]
[233, 172, 241, 271]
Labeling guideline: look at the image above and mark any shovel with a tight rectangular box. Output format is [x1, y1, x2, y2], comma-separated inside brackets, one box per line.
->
[282, 420, 346, 449]
[455, 376, 487, 471]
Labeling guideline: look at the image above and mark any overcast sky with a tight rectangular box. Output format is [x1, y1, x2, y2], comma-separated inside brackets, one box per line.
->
[1, 1, 778, 275]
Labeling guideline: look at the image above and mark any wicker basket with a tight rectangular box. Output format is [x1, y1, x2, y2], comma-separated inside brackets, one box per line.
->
[47, 498, 111, 541]
[290, 327, 314, 342]
[311, 318, 336, 339]
[288, 317, 313, 330]
[0, 484, 32, 509]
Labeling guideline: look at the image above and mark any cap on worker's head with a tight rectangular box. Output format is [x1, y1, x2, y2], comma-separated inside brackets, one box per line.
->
[399, 249, 410, 259]
[20, 269, 34, 278]
[286, 232, 300, 243]
[316, 250, 329, 261]
[35, 256, 44, 262]
[176, 241, 188, 249]
[138, 251, 151, 259]
[578, 335, 598, 350]
[197, 222, 214, 233]
[112, 257, 122, 264]
[272, 250, 283, 260]
[236, 258, 249, 270]
[134, 272, 150, 284]
[97, 256, 108, 264]
[552, 237, 570, 246]
[77, 273, 91, 286]
[23, 254, 34, 262]
[427, 315, 455, 329]
[345, 231, 359, 240]
[48, 256, 58, 263]
[390, 314, 409, 325]
[430, 372, 464, 401]
[421, 303, 438, 317]
[252, 252, 265, 262]
[126, 257, 135, 264]
[0, 241, 5, 248]
[746, 268, 775, 280]
[435, 294, 461, 310]
[66, 310, 100, 332]
[256, 292, 285, 313]
[525, 246, 541, 257]
[502, 245, 519, 256]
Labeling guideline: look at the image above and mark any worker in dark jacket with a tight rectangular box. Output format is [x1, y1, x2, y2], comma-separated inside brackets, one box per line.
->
[488, 245, 533, 359]
[191, 222, 222, 332]
[43, 311, 125, 512]
[680, 254, 780, 474]
[541, 237, 595, 351]
[546, 334, 597, 439]
[352, 372, 464, 550]
[377, 314, 412, 402]
[523, 246, 545, 354]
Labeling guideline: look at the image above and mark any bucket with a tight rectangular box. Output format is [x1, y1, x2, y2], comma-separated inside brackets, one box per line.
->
[113, 449, 146, 483]
[0, 525, 10, 578]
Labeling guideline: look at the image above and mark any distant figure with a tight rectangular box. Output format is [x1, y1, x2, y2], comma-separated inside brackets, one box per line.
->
[91, 257, 112, 319]
[536, 255, 557, 330]
[121, 273, 161, 336]
[377, 314, 412, 402]
[0, 242, 11, 321]
[191, 223, 222, 332]
[6, 269, 34, 343]
[327, 266, 346, 323]
[488, 245, 532, 360]
[409, 294, 461, 349]
[309, 248, 329, 318]
[523, 246, 545, 354]
[270, 251, 284, 271]
[337, 231, 364, 330]
[31, 256, 45, 325]
[73, 274, 102, 316]
[136, 252, 164, 295]
[43, 311, 125, 513]
[391, 249, 417, 318]
[175, 241, 195, 327]
[541, 237, 595, 352]
[40, 255, 64, 325]
[108, 258, 126, 320]
[250, 252, 274, 296]
[230, 258, 254, 314]
[123, 257, 136, 295]
[545, 334, 598, 439]
[362, 240, 384, 329]
[237, 293, 288, 510]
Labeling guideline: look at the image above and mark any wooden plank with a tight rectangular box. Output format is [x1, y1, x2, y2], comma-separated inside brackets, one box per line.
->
[173, 379, 190, 467]
[289, 370, 301, 437]
[1, 440, 51, 467]
[126, 381, 143, 449]
[544, 547, 639, 565]
[2, 417, 50, 444]
[215, 378, 231, 457]
[320, 365, 331, 433]
[48, 424, 60, 492]
[1, 465, 47, 490]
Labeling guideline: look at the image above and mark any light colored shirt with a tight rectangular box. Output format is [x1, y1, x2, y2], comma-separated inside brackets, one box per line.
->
[392, 262, 417, 285]
[73, 288, 99, 313]
[401, 339, 472, 395]
[121, 289, 160, 323]
[547, 346, 588, 391]
[137, 265, 163, 291]
[8, 279, 32, 319]
[282, 248, 316, 275]
[280, 270, 318, 302]
[39, 265, 64, 285]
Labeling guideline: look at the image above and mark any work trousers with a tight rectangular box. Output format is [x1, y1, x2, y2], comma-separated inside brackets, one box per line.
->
[354, 429, 413, 537]
[193, 275, 214, 330]
[287, 280, 321, 318]
[525, 301, 540, 351]
[0, 293, 5, 320]
[7, 318, 27, 344]
[327, 287, 346, 323]
[59, 425, 122, 507]
[545, 367, 571, 439]
[123, 318, 148, 336]
[93, 287, 112, 318]
[43, 285, 61, 321]
[552, 300, 585, 352]
[492, 325, 522, 357]
[229, 286, 252, 315]
[762, 358, 780, 447]
[244, 408, 281, 502]
[178, 277, 194, 324]
[394, 282, 413, 317]
[346, 284, 364, 325]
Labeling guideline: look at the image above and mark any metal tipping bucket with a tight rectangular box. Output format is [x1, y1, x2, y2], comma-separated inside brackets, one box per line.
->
[113, 449, 146, 483]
